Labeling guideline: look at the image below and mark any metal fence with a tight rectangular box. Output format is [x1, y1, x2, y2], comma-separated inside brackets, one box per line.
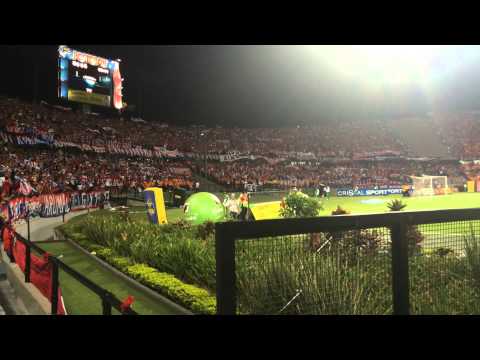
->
[9, 228, 137, 315]
[215, 208, 480, 315]
[1, 209, 137, 315]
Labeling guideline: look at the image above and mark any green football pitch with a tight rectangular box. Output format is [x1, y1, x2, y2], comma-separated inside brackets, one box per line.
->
[248, 192, 480, 253]
[251, 192, 480, 218]
[130, 192, 480, 252]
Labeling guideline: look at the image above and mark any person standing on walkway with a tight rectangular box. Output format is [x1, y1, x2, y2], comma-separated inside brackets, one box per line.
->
[227, 193, 240, 220]
[239, 192, 249, 221]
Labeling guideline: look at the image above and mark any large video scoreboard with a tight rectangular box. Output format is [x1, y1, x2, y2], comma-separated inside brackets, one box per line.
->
[57, 45, 124, 109]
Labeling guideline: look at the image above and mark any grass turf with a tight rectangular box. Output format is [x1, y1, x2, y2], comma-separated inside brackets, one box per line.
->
[247, 192, 480, 253]
[36, 241, 180, 315]
[249, 192, 480, 218]
[119, 193, 480, 240]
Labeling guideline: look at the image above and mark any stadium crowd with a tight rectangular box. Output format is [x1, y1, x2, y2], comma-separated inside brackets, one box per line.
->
[433, 112, 480, 159]
[0, 96, 479, 201]
[0, 97, 407, 158]
[201, 159, 466, 190]
[0, 142, 194, 201]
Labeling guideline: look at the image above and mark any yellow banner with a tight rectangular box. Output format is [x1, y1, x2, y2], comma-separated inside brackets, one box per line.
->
[468, 181, 475, 193]
[144, 187, 168, 225]
[68, 89, 111, 107]
[250, 201, 282, 220]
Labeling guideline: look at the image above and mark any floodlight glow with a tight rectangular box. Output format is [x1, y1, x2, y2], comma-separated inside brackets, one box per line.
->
[307, 45, 450, 88]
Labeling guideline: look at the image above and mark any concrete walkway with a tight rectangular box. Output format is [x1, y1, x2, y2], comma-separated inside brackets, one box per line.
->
[15, 209, 96, 242]
[0, 278, 29, 315]
[0, 209, 100, 315]
[0, 251, 29, 314]
[0, 209, 96, 314]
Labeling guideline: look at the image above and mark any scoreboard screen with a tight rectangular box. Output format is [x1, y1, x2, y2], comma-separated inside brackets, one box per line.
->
[57, 45, 124, 109]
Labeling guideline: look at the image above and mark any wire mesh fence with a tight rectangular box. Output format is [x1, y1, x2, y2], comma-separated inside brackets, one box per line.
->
[410, 220, 480, 314]
[217, 208, 480, 315]
[235, 227, 392, 315]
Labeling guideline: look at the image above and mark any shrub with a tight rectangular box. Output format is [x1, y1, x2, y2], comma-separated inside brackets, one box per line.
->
[408, 254, 479, 314]
[433, 248, 454, 257]
[387, 199, 407, 212]
[67, 212, 217, 293]
[279, 192, 322, 218]
[331, 206, 350, 215]
[236, 244, 391, 315]
[125, 264, 216, 314]
[196, 221, 215, 241]
[386, 200, 424, 256]
[307, 206, 383, 264]
[66, 232, 217, 315]
[464, 226, 480, 296]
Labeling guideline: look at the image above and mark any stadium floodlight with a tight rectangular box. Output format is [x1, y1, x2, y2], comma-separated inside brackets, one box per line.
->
[304, 45, 459, 88]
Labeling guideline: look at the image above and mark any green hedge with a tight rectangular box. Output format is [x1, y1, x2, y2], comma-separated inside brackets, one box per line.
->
[57, 224, 216, 315]
[126, 264, 216, 314]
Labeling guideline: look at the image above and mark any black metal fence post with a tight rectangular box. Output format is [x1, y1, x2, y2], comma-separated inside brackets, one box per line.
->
[51, 260, 59, 315]
[27, 213, 30, 243]
[62, 206, 65, 223]
[215, 224, 236, 315]
[390, 222, 410, 315]
[24, 212, 31, 281]
[24, 244, 31, 283]
[102, 297, 112, 315]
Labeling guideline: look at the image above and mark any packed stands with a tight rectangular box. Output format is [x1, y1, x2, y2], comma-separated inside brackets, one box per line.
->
[433, 111, 480, 159]
[0, 96, 479, 201]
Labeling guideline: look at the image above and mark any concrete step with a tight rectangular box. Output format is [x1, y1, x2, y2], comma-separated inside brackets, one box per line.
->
[0, 279, 30, 315]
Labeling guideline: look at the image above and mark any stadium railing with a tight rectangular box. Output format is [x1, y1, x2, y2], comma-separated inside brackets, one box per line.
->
[215, 208, 480, 315]
[14, 230, 137, 315]
[1, 210, 137, 315]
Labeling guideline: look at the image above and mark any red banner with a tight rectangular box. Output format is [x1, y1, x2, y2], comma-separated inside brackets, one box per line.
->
[9, 238, 66, 315]
[13, 238, 26, 273]
[4, 191, 109, 222]
[30, 253, 66, 315]
[2, 226, 13, 255]
[1, 227, 66, 315]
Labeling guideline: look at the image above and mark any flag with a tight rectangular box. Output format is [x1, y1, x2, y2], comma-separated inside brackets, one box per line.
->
[18, 179, 35, 196]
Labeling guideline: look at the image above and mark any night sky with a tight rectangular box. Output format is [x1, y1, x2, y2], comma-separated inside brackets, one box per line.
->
[2, 45, 480, 128]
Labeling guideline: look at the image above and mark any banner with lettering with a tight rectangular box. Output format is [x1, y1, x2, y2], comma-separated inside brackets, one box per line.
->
[40, 193, 70, 218]
[70, 191, 109, 211]
[352, 150, 403, 161]
[336, 187, 403, 197]
[7, 197, 29, 221]
[3, 191, 110, 222]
